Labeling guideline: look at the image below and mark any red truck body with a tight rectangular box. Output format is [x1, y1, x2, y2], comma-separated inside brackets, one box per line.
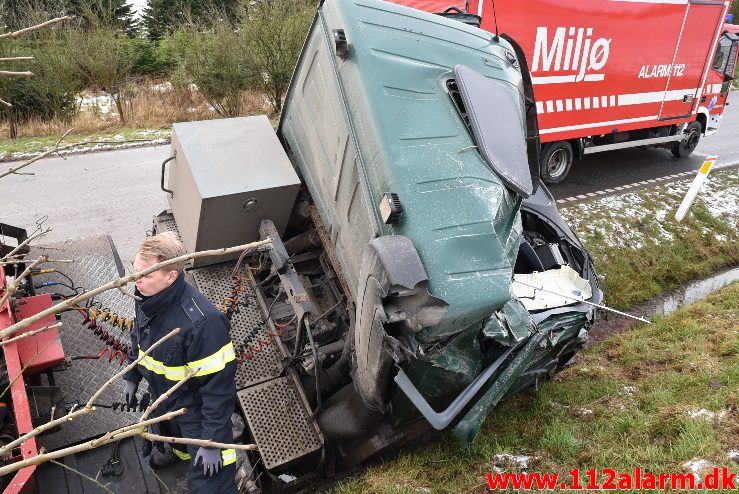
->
[388, 0, 738, 182]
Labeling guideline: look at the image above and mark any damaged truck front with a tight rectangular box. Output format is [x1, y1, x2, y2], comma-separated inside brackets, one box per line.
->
[154, 0, 603, 489]
[277, 0, 601, 464]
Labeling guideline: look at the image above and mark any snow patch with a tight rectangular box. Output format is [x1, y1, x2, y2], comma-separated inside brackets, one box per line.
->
[150, 82, 173, 92]
[686, 408, 727, 424]
[620, 385, 637, 396]
[76, 93, 114, 115]
[492, 453, 533, 472]
[681, 458, 714, 482]
[561, 169, 739, 248]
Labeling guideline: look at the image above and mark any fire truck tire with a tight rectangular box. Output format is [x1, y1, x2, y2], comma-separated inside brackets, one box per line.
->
[540, 141, 573, 185]
[671, 121, 701, 158]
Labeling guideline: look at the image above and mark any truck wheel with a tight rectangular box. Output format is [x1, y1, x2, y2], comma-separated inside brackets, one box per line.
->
[671, 121, 701, 158]
[540, 141, 573, 185]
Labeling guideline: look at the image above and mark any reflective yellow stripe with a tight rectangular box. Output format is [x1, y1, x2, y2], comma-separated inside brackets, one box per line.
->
[221, 448, 236, 466]
[137, 342, 235, 381]
[187, 343, 236, 377]
[172, 448, 191, 460]
[138, 352, 189, 381]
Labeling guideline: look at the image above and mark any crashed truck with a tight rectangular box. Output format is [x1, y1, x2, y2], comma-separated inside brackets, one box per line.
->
[0, 0, 602, 491]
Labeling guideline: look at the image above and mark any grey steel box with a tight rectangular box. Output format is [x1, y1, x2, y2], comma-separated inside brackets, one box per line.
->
[167, 116, 300, 267]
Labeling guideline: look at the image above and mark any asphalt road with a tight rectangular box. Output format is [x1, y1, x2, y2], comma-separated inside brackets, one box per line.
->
[0, 145, 171, 266]
[548, 96, 739, 199]
[1, 98, 738, 264]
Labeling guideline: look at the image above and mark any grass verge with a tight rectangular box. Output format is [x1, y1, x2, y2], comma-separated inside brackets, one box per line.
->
[559, 167, 739, 309]
[330, 282, 739, 493]
[0, 128, 171, 160]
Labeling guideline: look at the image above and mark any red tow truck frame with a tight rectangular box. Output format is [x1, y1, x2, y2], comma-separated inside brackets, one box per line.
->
[0, 264, 65, 493]
[0, 265, 39, 494]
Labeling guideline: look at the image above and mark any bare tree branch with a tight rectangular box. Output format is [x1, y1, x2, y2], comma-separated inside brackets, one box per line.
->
[117, 285, 141, 301]
[86, 328, 181, 408]
[141, 433, 258, 451]
[1, 227, 52, 261]
[0, 328, 181, 457]
[0, 16, 72, 40]
[91, 410, 188, 447]
[0, 98, 12, 107]
[0, 259, 73, 266]
[49, 460, 115, 494]
[0, 322, 62, 347]
[140, 368, 198, 421]
[0, 136, 164, 180]
[0, 57, 34, 62]
[0, 409, 187, 476]
[0, 70, 33, 77]
[0, 239, 272, 340]
[0, 335, 59, 401]
[0, 256, 48, 307]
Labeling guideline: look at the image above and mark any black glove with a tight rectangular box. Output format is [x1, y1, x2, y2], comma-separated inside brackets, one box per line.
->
[124, 380, 139, 409]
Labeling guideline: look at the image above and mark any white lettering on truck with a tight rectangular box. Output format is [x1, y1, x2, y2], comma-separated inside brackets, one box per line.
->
[638, 63, 685, 78]
[532, 26, 611, 83]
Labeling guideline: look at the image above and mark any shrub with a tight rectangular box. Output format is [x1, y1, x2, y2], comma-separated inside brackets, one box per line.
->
[167, 22, 252, 117]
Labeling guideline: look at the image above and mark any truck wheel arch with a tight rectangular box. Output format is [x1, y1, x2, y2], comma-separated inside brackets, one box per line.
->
[695, 110, 708, 134]
[352, 236, 448, 414]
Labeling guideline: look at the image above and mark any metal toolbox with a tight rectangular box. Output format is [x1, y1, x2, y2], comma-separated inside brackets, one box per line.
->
[165, 116, 301, 267]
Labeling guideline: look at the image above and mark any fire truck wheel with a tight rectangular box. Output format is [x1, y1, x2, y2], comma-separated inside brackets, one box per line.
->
[671, 121, 702, 158]
[540, 141, 573, 185]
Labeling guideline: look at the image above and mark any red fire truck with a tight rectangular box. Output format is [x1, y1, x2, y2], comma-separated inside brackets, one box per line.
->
[389, 0, 739, 183]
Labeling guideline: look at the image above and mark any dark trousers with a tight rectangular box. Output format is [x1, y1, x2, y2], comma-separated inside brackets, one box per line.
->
[159, 419, 238, 494]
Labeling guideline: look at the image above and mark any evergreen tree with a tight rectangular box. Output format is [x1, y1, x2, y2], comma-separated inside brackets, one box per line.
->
[67, 0, 137, 36]
[0, 0, 136, 36]
[142, 0, 239, 40]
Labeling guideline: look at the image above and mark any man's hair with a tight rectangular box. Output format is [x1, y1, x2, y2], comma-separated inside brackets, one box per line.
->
[137, 232, 187, 272]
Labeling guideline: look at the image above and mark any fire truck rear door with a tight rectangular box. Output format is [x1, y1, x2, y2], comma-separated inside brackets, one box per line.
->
[659, 0, 728, 120]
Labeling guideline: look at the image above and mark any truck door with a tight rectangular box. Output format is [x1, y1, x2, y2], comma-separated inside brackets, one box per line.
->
[659, 1, 728, 120]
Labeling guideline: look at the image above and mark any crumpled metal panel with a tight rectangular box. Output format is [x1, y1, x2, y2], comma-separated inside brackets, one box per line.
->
[482, 298, 534, 345]
[391, 322, 483, 423]
[279, 0, 526, 342]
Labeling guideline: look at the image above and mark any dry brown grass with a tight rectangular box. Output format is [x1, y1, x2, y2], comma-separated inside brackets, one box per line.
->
[0, 81, 273, 139]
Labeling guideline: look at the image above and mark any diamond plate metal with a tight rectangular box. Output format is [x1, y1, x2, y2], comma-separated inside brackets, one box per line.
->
[191, 264, 285, 388]
[154, 211, 182, 241]
[30, 235, 145, 451]
[237, 376, 322, 470]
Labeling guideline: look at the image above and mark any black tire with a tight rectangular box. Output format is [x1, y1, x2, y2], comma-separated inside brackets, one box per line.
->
[539, 141, 573, 185]
[671, 121, 701, 158]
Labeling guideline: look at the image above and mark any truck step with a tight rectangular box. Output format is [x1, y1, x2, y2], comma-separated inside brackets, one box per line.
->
[188, 257, 323, 471]
[238, 376, 323, 470]
[191, 264, 285, 388]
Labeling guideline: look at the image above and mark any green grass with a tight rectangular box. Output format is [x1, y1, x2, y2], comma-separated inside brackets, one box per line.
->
[560, 168, 739, 309]
[0, 128, 171, 158]
[330, 283, 739, 493]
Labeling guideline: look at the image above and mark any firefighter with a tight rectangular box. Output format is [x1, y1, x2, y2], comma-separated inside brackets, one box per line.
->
[123, 232, 238, 493]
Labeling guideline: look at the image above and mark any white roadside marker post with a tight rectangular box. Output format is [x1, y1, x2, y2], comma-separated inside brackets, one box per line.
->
[675, 155, 718, 222]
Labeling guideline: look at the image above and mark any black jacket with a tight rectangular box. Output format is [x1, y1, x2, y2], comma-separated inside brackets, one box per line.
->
[124, 272, 237, 444]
